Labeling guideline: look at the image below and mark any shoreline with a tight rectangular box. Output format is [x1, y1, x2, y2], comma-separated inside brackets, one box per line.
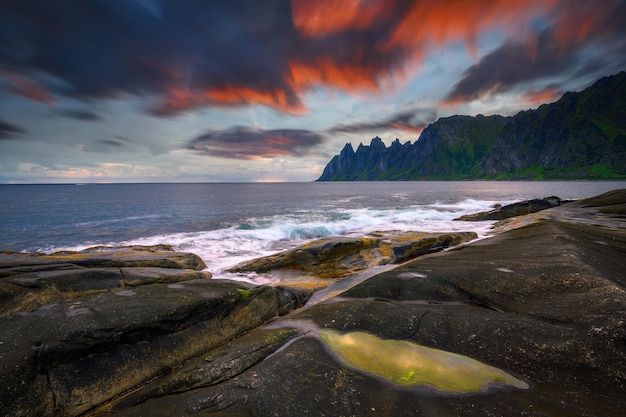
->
[1, 189, 625, 416]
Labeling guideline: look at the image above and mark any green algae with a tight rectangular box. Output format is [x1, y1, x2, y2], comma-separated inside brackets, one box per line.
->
[237, 288, 253, 299]
[319, 329, 528, 394]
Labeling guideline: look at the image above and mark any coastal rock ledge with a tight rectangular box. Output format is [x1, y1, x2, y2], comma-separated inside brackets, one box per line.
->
[1, 190, 626, 417]
[226, 231, 478, 280]
[0, 245, 311, 417]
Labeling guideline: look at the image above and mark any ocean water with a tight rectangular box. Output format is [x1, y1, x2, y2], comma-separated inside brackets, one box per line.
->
[1, 181, 624, 284]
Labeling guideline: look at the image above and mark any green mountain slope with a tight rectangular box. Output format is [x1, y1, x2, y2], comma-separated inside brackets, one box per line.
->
[318, 71, 626, 181]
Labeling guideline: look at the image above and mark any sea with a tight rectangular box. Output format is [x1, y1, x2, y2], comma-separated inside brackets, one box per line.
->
[1, 181, 624, 285]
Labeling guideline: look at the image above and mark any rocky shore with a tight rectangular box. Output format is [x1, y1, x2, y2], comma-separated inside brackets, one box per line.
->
[1, 190, 625, 416]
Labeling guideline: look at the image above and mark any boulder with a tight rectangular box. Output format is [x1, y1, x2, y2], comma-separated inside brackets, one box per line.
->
[226, 231, 478, 278]
[455, 196, 568, 221]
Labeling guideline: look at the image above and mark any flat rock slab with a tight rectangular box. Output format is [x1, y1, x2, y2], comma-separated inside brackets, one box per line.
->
[0, 244, 207, 272]
[0, 246, 312, 416]
[0, 245, 211, 317]
[103, 191, 626, 417]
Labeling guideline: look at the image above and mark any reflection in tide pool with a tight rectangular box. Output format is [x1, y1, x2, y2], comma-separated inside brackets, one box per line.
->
[319, 329, 529, 394]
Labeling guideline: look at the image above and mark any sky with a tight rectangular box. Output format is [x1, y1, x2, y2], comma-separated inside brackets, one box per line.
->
[0, 0, 625, 183]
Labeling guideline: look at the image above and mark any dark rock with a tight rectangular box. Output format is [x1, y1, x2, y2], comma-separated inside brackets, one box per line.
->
[577, 188, 626, 215]
[0, 245, 207, 273]
[0, 246, 211, 317]
[3, 192, 626, 417]
[455, 196, 569, 221]
[100, 190, 626, 417]
[226, 231, 477, 278]
[99, 327, 299, 414]
[0, 247, 311, 417]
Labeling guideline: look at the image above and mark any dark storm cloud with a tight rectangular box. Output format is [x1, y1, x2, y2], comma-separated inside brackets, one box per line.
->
[327, 108, 437, 135]
[0, 0, 564, 116]
[0, 0, 300, 112]
[445, 0, 626, 103]
[1, 0, 624, 117]
[59, 109, 103, 122]
[97, 139, 127, 148]
[0, 118, 26, 139]
[81, 137, 131, 153]
[186, 126, 325, 159]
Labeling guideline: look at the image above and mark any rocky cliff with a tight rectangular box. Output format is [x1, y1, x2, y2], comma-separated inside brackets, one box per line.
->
[319, 71, 626, 180]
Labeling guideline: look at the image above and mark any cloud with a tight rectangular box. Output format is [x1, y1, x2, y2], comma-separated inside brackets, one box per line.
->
[0, 0, 304, 115]
[0, 118, 26, 139]
[0, 0, 567, 116]
[96, 139, 128, 148]
[59, 109, 103, 121]
[80, 136, 132, 153]
[522, 86, 562, 107]
[0, 68, 54, 104]
[327, 108, 437, 135]
[444, 0, 626, 104]
[186, 126, 325, 159]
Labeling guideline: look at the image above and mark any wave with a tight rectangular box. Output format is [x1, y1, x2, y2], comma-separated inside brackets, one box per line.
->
[107, 199, 500, 283]
[36, 198, 501, 285]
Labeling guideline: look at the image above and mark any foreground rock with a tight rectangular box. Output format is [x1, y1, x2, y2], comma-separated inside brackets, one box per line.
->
[455, 196, 569, 221]
[99, 190, 626, 417]
[0, 245, 311, 416]
[227, 231, 478, 278]
[0, 245, 209, 317]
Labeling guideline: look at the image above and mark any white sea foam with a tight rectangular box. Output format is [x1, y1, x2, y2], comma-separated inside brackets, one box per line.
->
[113, 199, 498, 283]
[11, 181, 626, 286]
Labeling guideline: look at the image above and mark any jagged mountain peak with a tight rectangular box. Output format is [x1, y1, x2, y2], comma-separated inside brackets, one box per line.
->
[318, 71, 626, 181]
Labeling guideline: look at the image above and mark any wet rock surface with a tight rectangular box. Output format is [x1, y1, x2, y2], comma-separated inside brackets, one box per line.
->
[2, 191, 626, 417]
[98, 190, 625, 417]
[0, 245, 210, 317]
[455, 196, 569, 221]
[0, 246, 311, 416]
[227, 231, 478, 278]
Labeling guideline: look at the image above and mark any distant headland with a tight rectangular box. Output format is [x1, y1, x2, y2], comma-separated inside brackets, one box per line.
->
[319, 71, 626, 181]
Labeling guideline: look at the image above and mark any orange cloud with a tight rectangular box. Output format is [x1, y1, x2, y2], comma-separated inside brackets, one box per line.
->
[286, 0, 561, 108]
[388, 122, 426, 135]
[204, 86, 306, 114]
[156, 85, 306, 116]
[523, 86, 561, 106]
[5, 0, 622, 119]
[292, 0, 557, 57]
[388, 0, 557, 54]
[549, 1, 620, 51]
[291, 0, 386, 37]
[0, 68, 55, 104]
[443, 0, 626, 106]
[159, 56, 395, 116]
[289, 59, 382, 92]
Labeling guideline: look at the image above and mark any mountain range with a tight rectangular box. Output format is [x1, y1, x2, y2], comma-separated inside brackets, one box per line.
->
[318, 71, 626, 181]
